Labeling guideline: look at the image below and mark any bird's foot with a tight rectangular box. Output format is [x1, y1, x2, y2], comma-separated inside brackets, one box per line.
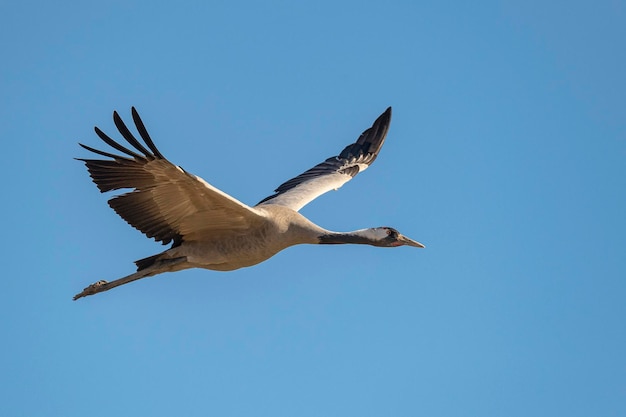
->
[73, 280, 109, 301]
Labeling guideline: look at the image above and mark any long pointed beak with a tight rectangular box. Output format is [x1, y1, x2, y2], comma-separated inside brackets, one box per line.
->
[399, 234, 425, 248]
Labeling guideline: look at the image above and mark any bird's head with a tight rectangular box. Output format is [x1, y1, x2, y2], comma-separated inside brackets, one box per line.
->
[367, 227, 425, 248]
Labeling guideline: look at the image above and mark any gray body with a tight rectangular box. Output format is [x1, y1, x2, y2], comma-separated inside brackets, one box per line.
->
[74, 107, 424, 300]
[166, 205, 323, 271]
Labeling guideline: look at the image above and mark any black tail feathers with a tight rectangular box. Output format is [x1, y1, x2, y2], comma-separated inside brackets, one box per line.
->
[134, 253, 162, 271]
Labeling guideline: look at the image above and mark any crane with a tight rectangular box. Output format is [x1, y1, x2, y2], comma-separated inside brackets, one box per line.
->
[73, 107, 424, 300]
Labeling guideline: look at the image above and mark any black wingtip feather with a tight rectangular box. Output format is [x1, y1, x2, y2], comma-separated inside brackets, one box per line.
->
[78, 143, 125, 160]
[339, 106, 392, 161]
[94, 125, 145, 160]
[113, 111, 154, 158]
[131, 107, 165, 159]
[80, 109, 168, 163]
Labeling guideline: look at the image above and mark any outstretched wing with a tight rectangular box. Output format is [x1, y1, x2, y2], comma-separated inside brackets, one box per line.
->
[78, 108, 266, 246]
[257, 107, 392, 211]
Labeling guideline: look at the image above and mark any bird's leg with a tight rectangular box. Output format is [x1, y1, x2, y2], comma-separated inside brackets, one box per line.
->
[73, 270, 153, 300]
[73, 257, 188, 301]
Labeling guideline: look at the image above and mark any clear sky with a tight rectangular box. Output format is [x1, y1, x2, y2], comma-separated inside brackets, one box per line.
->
[1, 1, 624, 416]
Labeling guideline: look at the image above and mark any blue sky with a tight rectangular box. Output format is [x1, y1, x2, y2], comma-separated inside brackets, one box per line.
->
[2, 1, 625, 416]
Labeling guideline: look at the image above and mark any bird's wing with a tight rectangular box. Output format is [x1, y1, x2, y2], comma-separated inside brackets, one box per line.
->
[78, 108, 267, 246]
[256, 107, 392, 211]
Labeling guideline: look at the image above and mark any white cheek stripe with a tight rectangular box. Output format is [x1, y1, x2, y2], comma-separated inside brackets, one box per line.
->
[355, 228, 388, 240]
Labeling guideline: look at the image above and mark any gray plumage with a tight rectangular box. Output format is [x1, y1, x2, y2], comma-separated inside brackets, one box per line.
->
[74, 107, 424, 300]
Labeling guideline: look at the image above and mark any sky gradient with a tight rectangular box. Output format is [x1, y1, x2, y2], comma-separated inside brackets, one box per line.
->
[2, 1, 625, 416]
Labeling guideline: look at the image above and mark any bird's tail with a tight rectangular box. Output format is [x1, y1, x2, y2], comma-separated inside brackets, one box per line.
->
[134, 253, 163, 271]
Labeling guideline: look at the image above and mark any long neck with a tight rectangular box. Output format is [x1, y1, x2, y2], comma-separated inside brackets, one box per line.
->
[318, 229, 378, 245]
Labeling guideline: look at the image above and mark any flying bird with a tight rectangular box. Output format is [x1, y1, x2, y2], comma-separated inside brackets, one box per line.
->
[74, 107, 424, 300]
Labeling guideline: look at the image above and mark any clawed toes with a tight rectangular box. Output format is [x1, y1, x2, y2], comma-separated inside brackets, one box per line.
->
[73, 280, 110, 301]
[85, 280, 109, 291]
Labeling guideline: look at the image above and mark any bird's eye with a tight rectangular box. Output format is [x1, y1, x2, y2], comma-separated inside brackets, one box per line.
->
[386, 229, 392, 236]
